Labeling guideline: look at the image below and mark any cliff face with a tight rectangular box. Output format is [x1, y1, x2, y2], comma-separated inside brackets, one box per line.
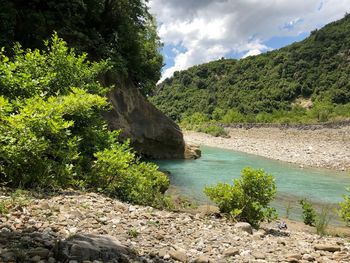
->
[103, 78, 200, 159]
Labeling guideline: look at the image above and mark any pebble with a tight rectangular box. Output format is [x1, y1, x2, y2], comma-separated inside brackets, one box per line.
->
[0, 191, 349, 263]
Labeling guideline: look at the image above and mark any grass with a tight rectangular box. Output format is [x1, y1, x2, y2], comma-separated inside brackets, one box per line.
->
[315, 206, 332, 236]
[0, 189, 32, 215]
[127, 228, 140, 238]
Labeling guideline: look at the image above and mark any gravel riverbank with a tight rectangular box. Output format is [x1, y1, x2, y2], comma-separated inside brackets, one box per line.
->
[184, 126, 350, 171]
[1, 191, 350, 262]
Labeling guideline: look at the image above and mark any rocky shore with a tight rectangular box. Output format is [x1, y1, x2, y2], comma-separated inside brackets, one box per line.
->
[184, 126, 350, 171]
[1, 191, 350, 262]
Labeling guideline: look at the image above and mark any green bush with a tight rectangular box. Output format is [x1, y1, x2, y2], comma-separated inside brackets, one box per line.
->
[222, 109, 245, 124]
[0, 90, 107, 188]
[300, 199, 316, 226]
[0, 35, 168, 206]
[92, 138, 169, 205]
[339, 189, 350, 225]
[315, 206, 331, 236]
[198, 124, 227, 137]
[204, 167, 277, 227]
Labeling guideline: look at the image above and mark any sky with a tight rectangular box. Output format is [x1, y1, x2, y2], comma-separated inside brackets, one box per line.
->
[149, 0, 350, 82]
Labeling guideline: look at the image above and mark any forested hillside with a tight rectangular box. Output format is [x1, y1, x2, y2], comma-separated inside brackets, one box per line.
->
[151, 14, 350, 124]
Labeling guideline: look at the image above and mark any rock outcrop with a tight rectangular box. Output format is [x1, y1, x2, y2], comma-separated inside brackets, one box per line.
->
[103, 76, 200, 159]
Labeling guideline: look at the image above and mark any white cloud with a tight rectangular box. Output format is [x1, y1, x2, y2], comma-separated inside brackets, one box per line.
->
[149, 0, 350, 82]
[242, 49, 262, 58]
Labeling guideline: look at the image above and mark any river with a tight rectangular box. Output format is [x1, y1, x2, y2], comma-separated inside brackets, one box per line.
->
[155, 146, 350, 224]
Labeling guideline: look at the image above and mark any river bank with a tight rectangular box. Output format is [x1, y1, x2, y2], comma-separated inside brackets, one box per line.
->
[1, 190, 350, 262]
[184, 126, 350, 171]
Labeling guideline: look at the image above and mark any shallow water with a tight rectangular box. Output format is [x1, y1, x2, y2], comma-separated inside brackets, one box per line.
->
[155, 146, 350, 223]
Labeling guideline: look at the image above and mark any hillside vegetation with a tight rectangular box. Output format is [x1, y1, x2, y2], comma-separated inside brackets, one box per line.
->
[151, 14, 350, 125]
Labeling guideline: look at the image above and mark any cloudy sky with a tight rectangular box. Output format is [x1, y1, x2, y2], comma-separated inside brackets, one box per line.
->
[149, 0, 350, 82]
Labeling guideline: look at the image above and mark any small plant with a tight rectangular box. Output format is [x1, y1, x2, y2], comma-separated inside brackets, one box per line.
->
[339, 188, 350, 225]
[0, 201, 8, 214]
[315, 206, 331, 236]
[147, 220, 160, 228]
[127, 228, 139, 238]
[300, 199, 316, 226]
[204, 167, 277, 228]
[285, 201, 293, 219]
[0, 189, 32, 214]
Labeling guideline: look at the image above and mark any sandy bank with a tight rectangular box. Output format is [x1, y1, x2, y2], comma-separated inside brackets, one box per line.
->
[184, 126, 350, 171]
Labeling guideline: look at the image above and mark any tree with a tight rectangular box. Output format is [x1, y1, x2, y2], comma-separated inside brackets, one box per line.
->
[0, 0, 163, 95]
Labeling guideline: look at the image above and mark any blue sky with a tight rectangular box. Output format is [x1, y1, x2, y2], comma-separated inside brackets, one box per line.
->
[149, 0, 350, 82]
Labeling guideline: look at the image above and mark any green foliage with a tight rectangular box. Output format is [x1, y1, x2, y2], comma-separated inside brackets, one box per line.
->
[127, 228, 140, 238]
[222, 110, 246, 124]
[285, 201, 293, 219]
[180, 112, 228, 137]
[0, 35, 168, 206]
[0, 189, 32, 215]
[198, 124, 227, 137]
[0, 0, 163, 95]
[92, 140, 169, 205]
[299, 199, 317, 226]
[204, 167, 277, 227]
[339, 188, 350, 225]
[315, 206, 331, 236]
[151, 14, 350, 122]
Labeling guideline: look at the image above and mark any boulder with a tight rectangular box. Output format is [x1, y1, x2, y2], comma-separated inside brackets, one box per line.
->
[103, 76, 201, 159]
[234, 222, 253, 234]
[54, 234, 136, 262]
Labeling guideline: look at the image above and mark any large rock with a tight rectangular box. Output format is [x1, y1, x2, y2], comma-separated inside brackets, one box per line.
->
[54, 234, 136, 262]
[103, 77, 200, 159]
[234, 222, 253, 234]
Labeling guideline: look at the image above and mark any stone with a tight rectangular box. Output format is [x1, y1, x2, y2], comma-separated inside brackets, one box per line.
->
[253, 252, 265, 259]
[286, 253, 302, 263]
[302, 254, 315, 261]
[234, 222, 253, 234]
[27, 247, 50, 258]
[54, 234, 134, 262]
[286, 258, 300, 263]
[31, 255, 42, 262]
[1, 251, 16, 261]
[194, 255, 210, 263]
[196, 205, 220, 216]
[169, 250, 187, 262]
[223, 248, 240, 257]
[314, 244, 341, 252]
[287, 254, 302, 260]
[158, 249, 168, 258]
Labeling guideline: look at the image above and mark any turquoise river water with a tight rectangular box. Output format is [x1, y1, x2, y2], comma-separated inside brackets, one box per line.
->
[155, 146, 350, 223]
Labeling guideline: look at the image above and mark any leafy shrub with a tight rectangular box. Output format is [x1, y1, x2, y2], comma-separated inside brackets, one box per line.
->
[198, 124, 227, 137]
[315, 206, 331, 236]
[0, 35, 168, 206]
[299, 199, 316, 226]
[339, 189, 350, 225]
[0, 89, 108, 188]
[92, 138, 169, 206]
[222, 109, 245, 124]
[204, 167, 277, 227]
